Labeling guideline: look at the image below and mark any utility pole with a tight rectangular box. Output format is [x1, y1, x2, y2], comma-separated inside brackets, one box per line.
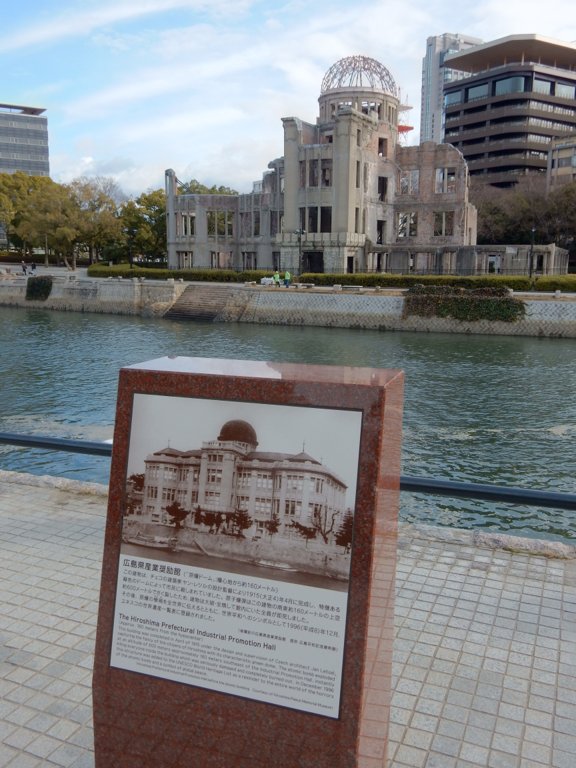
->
[295, 229, 305, 276]
[529, 227, 535, 278]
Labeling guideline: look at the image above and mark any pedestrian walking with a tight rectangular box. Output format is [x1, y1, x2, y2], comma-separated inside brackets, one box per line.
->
[284, 270, 291, 287]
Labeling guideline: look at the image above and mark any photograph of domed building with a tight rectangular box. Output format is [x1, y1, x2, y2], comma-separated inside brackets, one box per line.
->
[137, 418, 348, 543]
[121, 392, 362, 584]
[166, 54, 478, 276]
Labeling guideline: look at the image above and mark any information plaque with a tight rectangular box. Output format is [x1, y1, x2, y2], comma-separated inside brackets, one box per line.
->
[93, 356, 403, 768]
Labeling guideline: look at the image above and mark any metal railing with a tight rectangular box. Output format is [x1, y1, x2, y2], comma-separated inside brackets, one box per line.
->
[1, 431, 575, 511]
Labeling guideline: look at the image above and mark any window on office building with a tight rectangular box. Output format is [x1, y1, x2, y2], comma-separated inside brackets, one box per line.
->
[467, 83, 489, 101]
[534, 79, 552, 95]
[495, 77, 526, 96]
[433, 211, 455, 237]
[309, 159, 319, 187]
[320, 206, 332, 233]
[308, 206, 318, 233]
[556, 83, 576, 100]
[444, 90, 462, 106]
[321, 159, 332, 187]
[399, 170, 419, 195]
[378, 176, 388, 201]
[397, 212, 417, 238]
[435, 167, 457, 194]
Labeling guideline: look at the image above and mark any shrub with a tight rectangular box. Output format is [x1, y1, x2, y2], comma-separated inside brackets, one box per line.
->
[299, 272, 533, 291]
[25, 275, 53, 301]
[402, 284, 526, 323]
[534, 275, 576, 293]
[86, 264, 277, 283]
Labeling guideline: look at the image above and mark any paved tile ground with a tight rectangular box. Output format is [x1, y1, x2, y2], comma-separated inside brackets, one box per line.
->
[0, 470, 574, 767]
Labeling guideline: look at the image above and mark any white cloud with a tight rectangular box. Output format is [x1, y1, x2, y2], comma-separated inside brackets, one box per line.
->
[0, 0, 253, 52]
[6, 0, 576, 196]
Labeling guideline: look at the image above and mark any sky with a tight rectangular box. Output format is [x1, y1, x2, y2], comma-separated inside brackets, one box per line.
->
[127, 393, 363, 507]
[2, 0, 576, 198]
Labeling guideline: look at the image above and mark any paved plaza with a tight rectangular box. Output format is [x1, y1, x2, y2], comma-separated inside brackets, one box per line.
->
[0, 470, 574, 767]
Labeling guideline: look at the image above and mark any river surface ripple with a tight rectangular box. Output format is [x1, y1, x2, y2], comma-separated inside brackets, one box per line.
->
[0, 306, 574, 542]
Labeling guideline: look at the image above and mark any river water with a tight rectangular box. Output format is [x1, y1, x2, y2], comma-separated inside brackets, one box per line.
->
[1, 305, 574, 541]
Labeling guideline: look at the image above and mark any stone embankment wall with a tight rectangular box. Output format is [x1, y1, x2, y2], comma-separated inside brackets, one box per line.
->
[0, 274, 186, 316]
[223, 285, 576, 338]
[123, 520, 350, 580]
[2, 274, 576, 337]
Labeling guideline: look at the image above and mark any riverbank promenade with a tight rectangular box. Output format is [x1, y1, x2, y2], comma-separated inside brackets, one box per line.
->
[0, 470, 574, 768]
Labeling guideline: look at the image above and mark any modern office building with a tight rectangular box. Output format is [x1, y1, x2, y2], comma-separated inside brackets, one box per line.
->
[420, 33, 483, 144]
[166, 54, 478, 277]
[547, 132, 576, 190]
[136, 419, 348, 543]
[443, 35, 576, 188]
[0, 103, 49, 176]
[0, 103, 49, 247]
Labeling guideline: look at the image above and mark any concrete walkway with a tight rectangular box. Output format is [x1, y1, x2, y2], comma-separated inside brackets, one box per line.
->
[0, 471, 574, 768]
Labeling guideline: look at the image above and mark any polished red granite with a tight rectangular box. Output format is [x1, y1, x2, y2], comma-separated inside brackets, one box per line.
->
[93, 357, 403, 768]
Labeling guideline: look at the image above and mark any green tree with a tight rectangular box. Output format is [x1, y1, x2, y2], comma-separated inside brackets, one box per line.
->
[165, 501, 189, 530]
[0, 191, 15, 249]
[202, 510, 219, 531]
[230, 509, 253, 537]
[291, 521, 317, 546]
[128, 473, 145, 491]
[68, 177, 123, 264]
[546, 183, 576, 250]
[0, 172, 56, 257]
[334, 510, 354, 550]
[472, 177, 576, 257]
[264, 511, 280, 537]
[118, 189, 167, 263]
[15, 180, 82, 268]
[179, 178, 237, 195]
[310, 505, 338, 544]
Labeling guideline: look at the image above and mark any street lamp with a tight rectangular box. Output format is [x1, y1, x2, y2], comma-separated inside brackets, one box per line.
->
[294, 229, 305, 276]
[529, 227, 535, 278]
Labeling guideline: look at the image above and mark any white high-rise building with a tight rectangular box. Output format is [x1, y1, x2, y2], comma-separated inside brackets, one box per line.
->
[420, 33, 482, 143]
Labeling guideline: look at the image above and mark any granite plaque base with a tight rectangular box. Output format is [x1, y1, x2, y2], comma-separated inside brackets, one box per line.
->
[93, 357, 403, 767]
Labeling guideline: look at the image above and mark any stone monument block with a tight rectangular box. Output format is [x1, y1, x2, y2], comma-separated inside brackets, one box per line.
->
[93, 356, 403, 767]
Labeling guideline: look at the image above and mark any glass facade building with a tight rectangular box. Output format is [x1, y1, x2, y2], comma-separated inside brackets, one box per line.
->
[442, 35, 576, 188]
[0, 103, 50, 176]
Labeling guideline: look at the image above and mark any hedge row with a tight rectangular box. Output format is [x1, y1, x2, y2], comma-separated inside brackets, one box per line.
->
[84, 263, 576, 292]
[402, 284, 526, 323]
[299, 272, 535, 290]
[86, 264, 274, 282]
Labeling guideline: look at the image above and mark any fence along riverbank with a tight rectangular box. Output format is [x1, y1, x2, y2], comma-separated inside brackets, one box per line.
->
[2, 272, 576, 337]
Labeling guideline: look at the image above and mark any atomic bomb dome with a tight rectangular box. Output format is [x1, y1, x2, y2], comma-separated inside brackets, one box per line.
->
[217, 420, 258, 448]
[320, 55, 399, 99]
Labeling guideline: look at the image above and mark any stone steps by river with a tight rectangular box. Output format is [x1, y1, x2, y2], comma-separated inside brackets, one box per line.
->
[164, 284, 243, 321]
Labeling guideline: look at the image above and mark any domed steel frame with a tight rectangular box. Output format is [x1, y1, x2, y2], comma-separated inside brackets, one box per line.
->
[320, 55, 399, 99]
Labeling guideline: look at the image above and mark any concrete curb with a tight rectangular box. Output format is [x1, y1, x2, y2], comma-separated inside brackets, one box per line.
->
[2, 470, 574, 559]
[404, 521, 576, 559]
[0, 469, 109, 497]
